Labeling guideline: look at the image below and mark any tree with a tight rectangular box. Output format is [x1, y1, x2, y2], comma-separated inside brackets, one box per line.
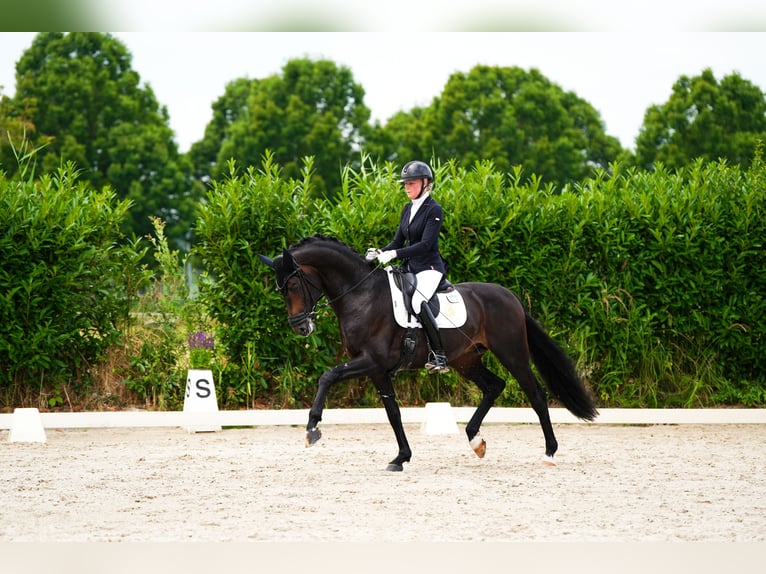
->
[188, 77, 254, 187]
[365, 106, 438, 166]
[635, 68, 766, 170]
[368, 65, 622, 188]
[0, 87, 45, 177]
[189, 58, 371, 199]
[6, 33, 196, 244]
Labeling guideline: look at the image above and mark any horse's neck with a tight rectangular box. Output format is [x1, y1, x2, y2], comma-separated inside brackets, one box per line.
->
[301, 251, 367, 302]
[321, 265, 369, 302]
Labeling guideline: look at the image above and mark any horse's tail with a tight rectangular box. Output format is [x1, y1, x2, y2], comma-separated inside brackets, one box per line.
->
[525, 311, 598, 421]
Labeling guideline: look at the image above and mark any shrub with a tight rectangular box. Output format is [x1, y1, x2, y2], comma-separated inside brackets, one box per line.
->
[0, 163, 136, 407]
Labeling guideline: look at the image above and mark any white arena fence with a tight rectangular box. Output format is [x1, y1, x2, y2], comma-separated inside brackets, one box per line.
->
[2, 407, 766, 431]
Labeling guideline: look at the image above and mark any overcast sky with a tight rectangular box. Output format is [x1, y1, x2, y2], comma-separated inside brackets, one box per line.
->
[2, 32, 765, 153]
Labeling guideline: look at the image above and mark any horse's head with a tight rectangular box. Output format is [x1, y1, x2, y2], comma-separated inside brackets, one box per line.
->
[258, 249, 323, 337]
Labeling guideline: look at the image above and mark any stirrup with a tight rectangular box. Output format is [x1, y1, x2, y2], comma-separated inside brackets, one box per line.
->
[425, 353, 450, 374]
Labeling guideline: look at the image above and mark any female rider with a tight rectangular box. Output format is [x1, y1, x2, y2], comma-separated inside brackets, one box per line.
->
[366, 160, 449, 374]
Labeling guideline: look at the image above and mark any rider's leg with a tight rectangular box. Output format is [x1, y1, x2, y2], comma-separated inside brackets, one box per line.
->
[412, 270, 449, 374]
[417, 303, 449, 374]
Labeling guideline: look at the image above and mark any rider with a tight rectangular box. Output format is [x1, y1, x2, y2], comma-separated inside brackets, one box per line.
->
[365, 160, 450, 374]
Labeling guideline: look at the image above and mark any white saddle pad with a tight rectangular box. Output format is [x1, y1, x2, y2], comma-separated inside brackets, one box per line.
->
[385, 267, 467, 329]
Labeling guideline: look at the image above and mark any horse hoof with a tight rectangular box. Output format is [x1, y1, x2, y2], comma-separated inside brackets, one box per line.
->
[385, 463, 404, 472]
[470, 435, 487, 459]
[542, 455, 557, 467]
[305, 428, 322, 447]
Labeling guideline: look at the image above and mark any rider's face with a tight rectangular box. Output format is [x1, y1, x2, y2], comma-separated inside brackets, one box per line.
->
[404, 178, 424, 199]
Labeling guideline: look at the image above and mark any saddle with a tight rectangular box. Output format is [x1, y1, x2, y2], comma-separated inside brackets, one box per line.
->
[386, 266, 466, 329]
[392, 268, 454, 317]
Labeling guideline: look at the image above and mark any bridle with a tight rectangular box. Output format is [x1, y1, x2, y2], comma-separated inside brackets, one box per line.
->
[278, 266, 323, 329]
[279, 257, 378, 330]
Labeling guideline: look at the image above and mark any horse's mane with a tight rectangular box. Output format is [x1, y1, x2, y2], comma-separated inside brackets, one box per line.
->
[288, 233, 365, 262]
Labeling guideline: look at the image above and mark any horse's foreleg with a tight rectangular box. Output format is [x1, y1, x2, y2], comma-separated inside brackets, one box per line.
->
[306, 358, 379, 447]
[305, 365, 344, 446]
[374, 375, 412, 472]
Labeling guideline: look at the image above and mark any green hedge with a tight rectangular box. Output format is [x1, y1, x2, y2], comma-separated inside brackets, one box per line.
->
[0, 164, 140, 407]
[4, 153, 763, 410]
[195, 155, 765, 408]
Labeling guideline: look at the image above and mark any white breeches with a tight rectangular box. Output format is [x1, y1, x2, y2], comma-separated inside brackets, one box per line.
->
[411, 270, 443, 314]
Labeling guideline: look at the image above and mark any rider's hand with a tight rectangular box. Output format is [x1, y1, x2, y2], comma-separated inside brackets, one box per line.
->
[376, 250, 397, 265]
[365, 248, 381, 262]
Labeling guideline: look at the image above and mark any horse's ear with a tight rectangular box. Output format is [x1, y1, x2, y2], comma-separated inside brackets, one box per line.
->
[282, 249, 298, 271]
[257, 254, 275, 268]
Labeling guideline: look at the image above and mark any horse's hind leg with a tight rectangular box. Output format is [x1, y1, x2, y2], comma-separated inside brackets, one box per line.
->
[505, 360, 559, 464]
[459, 361, 506, 459]
[467, 350, 559, 464]
[372, 374, 412, 472]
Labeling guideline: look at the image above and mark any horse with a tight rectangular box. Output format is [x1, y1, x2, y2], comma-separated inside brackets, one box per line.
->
[258, 234, 598, 471]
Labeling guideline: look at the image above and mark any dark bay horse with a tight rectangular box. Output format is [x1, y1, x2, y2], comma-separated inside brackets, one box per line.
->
[259, 234, 598, 471]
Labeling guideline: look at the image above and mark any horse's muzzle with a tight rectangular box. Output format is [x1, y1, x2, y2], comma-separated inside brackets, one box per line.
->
[288, 312, 315, 336]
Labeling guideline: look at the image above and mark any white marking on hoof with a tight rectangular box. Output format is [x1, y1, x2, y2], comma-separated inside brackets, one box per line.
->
[469, 434, 487, 458]
[542, 455, 557, 467]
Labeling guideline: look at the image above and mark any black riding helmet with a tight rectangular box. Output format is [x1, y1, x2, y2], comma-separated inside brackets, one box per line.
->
[399, 161, 434, 199]
[399, 160, 434, 183]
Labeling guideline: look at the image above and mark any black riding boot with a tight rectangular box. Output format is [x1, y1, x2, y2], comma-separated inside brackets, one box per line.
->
[418, 303, 449, 374]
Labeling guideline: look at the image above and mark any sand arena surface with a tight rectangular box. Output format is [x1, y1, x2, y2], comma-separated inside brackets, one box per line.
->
[1, 422, 765, 542]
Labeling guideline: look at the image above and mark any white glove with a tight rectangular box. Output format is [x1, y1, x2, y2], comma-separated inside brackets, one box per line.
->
[365, 248, 381, 261]
[376, 250, 397, 265]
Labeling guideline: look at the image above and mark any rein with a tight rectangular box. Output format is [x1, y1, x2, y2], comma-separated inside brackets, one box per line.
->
[320, 265, 379, 308]
[284, 260, 379, 325]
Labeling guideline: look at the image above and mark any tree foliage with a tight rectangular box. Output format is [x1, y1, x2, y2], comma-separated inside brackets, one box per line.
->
[0, 89, 38, 173]
[187, 77, 253, 187]
[367, 65, 623, 188]
[4, 32, 196, 244]
[189, 58, 371, 199]
[635, 68, 766, 170]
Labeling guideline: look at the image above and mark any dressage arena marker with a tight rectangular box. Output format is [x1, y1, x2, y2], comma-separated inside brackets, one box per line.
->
[421, 402, 459, 435]
[7, 407, 47, 443]
[182, 369, 221, 433]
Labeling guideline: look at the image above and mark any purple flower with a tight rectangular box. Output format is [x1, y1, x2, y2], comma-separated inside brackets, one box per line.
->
[188, 331, 215, 350]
